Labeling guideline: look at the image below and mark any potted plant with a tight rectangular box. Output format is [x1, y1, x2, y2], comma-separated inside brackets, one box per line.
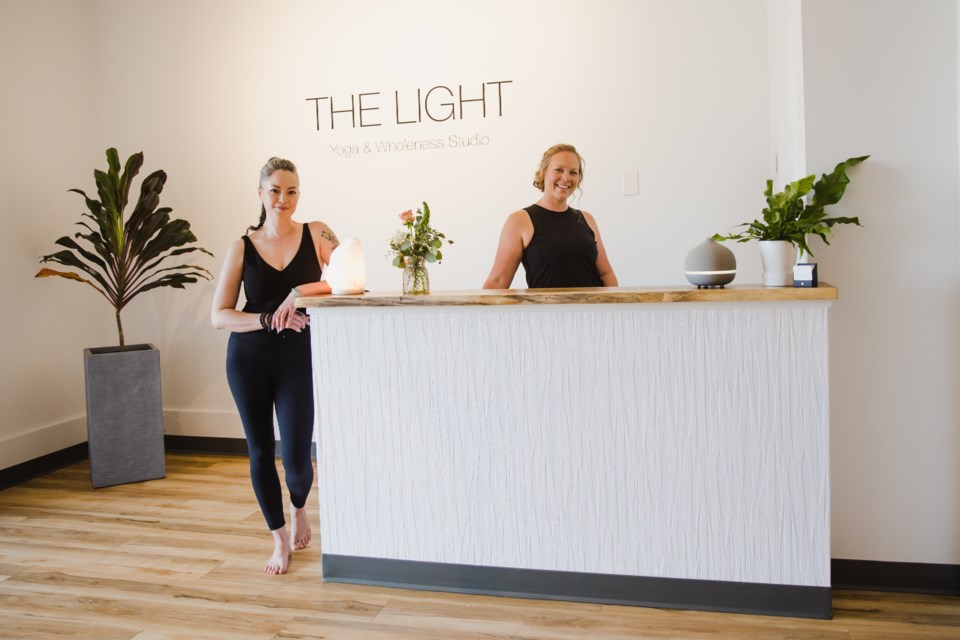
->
[712, 155, 868, 286]
[36, 148, 212, 487]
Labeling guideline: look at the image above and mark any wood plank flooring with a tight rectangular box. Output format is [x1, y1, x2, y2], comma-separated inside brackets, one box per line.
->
[0, 454, 956, 639]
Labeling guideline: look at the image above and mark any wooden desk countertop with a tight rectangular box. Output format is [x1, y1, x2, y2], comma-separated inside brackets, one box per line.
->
[298, 283, 838, 308]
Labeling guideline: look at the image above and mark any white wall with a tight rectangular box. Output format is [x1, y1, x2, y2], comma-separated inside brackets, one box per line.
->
[802, 0, 960, 565]
[766, 0, 807, 188]
[2, 0, 957, 567]
[0, 0, 100, 466]
[81, 0, 772, 435]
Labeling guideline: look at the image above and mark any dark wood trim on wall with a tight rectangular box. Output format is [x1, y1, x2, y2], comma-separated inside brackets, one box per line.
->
[163, 435, 315, 459]
[0, 442, 88, 490]
[164, 435, 249, 456]
[832, 559, 960, 596]
[0, 437, 249, 490]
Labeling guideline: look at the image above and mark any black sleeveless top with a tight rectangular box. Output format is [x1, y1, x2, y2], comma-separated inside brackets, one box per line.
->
[235, 224, 322, 345]
[521, 204, 603, 288]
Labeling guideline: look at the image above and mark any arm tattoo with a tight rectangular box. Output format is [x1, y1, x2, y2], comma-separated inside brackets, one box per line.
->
[320, 225, 340, 249]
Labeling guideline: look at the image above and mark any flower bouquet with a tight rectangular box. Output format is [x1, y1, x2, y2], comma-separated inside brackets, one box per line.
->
[388, 201, 453, 294]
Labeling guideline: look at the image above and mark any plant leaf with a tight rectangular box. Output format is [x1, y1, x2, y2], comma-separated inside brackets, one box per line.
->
[36, 148, 213, 344]
[35, 266, 115, 304]
[812, 155, 869, 207]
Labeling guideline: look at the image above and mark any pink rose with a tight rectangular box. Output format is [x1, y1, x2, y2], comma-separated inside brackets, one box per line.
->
[399, 210, 414, 223]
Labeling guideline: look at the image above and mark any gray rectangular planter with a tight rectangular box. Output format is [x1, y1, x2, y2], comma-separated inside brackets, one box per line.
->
[84, 343, 166, 488]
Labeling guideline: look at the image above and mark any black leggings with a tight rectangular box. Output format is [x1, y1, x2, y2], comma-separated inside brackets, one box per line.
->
[226, 332, 315, 531]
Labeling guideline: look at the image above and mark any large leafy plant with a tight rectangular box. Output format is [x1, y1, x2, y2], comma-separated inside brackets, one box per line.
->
[36, 148, 213, 349]
[713, 155, 868, 258]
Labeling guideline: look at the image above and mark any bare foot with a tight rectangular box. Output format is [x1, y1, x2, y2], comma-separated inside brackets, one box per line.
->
[291, 505, 312, 551]
[265, 527, 292, 575]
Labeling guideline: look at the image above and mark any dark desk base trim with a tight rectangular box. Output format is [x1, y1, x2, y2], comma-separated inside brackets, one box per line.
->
[322, 554, 833, 619]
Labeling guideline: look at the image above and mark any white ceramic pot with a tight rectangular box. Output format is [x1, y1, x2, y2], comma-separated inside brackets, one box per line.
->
[759, 240, 796, 287]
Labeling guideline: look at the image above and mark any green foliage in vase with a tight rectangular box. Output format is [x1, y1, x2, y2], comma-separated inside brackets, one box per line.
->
[388, 201, 454, 268]
[36, 148, 213, 349]
[712, 155, 869, 257]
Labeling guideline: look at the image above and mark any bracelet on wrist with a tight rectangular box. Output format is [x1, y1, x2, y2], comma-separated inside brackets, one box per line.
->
[259, 311, 273, 332]
[291, 287, 301, 297]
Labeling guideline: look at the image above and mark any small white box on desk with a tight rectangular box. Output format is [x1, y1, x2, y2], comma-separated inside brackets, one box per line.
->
[794, 263, 818, 287]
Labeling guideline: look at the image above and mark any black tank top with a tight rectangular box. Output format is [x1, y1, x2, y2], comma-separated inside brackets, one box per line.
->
[235, 224, 322, 344]
[521, 204, 603, 288]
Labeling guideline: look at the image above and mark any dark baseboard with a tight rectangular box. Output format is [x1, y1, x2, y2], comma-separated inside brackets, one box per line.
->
[163, 435, 249, 456]
[832, 559, 960, 596]
[0, 442, 89, 490]
[0, 436, 313, 490]
[165, 435, 317, 459]
[322, 554, 833, 619]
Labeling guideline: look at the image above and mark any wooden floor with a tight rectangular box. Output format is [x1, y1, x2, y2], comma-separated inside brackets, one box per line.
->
[0, 454, 957, 640]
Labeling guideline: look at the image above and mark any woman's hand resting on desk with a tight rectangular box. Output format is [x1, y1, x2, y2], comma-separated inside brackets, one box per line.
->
[271, 290, 310, 333]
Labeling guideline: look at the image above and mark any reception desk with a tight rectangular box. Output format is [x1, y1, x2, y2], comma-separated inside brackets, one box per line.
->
[300, 284, 837, 618]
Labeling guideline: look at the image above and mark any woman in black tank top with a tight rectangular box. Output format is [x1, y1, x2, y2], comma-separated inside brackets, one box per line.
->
[210, 157, 339, 575]
[482, 143, 618, 289]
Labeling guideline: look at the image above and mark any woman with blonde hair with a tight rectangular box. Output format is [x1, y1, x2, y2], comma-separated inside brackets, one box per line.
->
[482, 143, 617, 289]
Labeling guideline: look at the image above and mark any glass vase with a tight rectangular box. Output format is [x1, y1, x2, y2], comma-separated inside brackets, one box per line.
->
[402, 256, 430, 294]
